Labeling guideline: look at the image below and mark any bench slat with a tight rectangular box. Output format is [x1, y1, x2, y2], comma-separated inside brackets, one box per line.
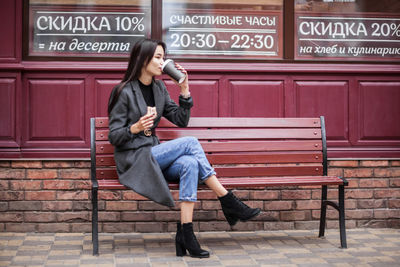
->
[216, 166, 323, 177]
[96, 152, 323, 166]
[96, 165, 323, 179]
[217, 176, 343, 187]
[157, 129, 321, 140]
[97, 129, 321, 141]
[169, 118, 321, 128]
[96, 117, 321, 128]
[200, 141, 323, 152]
[208, 152, 323, 164]
[97, 176, 344, 190]
[95, 140, 323, 155]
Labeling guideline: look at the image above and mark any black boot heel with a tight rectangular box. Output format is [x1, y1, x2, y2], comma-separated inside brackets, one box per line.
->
[223, 211, 239, 226]
[240, 208, 261, 222]
[182, 223, 210, 258]
[176, 241, 186, 256]
[175, 221, 187, 256]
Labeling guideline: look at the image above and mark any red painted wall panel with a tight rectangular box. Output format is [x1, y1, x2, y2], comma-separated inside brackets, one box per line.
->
[357, 81, 400, 145]
[164, 79, 219, 117]
[228, 80, 284, 117]
[0, 78, 17, 146]
[95, 79, 119, 117]
[0, 0, 18, 61]
[23, 78, 86, 148]
[295, 80, 349, 147]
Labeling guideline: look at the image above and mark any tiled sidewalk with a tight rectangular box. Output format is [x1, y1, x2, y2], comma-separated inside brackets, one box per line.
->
[1, 228, 399, 267]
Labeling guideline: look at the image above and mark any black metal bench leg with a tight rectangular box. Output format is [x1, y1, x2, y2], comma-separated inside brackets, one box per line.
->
[319, 185, 328, 238]
[92, 188, 99, 255]
[338, 185, 347, 248]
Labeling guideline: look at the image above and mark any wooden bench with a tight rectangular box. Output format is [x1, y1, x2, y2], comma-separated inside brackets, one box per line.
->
[90, 116, 348, 255]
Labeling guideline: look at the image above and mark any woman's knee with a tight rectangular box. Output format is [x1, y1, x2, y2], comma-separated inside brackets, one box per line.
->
[181, 136, 202, 153]
[179, 155, 198, 171]
[181, 136, 199, 146]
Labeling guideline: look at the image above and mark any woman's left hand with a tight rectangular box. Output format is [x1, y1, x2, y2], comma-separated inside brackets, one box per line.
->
[174, 63, 190, 97]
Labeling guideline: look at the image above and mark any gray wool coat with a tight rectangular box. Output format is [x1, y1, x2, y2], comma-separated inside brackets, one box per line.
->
[108, 79, 193, 207]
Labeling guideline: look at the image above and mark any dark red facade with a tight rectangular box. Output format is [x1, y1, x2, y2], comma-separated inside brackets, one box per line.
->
[1, 0, 400, 159]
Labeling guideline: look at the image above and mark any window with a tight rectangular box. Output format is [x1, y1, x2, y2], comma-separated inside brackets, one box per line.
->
[27, 0, 151, 57]
[295, 0, 400, 60]
[162, 0, 284, 60]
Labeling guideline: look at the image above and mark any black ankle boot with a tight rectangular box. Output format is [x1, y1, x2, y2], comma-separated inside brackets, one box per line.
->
[176, 223, 209, 258]
[218, 191, 261, 226]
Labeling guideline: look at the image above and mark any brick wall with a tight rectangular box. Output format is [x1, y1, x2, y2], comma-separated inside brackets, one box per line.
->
[0, 159, 399, 233]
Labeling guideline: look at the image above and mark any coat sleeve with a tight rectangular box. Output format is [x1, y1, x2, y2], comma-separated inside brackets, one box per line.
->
[159, 81, 193, 127]
[108, 88, 137, 147]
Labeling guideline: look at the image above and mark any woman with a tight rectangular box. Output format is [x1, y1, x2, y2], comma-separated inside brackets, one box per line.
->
[108, 38, 260, 258]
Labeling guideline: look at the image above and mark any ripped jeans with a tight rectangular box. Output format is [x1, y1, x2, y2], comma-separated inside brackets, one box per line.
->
[151, 136, 216, 202]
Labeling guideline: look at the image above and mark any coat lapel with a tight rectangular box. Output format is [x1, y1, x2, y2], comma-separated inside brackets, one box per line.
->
[130, 80, 148, 117]
[152, 80, 164, 119]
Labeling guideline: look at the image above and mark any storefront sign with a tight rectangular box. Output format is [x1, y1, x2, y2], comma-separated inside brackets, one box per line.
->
[163, 10, 282, 59]
[29, 6, 151, 57]
[296, 14, 400, 60]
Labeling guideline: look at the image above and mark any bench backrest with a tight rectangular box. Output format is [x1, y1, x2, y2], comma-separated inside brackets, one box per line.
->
[91, 117, 327, 185]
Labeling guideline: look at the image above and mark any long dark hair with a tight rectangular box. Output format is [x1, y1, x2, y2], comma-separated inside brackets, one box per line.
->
[108, 38, 166, 115]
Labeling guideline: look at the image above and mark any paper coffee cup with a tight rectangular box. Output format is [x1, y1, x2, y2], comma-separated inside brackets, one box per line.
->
[162, 59, 186, 84]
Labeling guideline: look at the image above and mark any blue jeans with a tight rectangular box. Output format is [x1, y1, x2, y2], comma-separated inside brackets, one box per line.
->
[151, 136, 216, 202]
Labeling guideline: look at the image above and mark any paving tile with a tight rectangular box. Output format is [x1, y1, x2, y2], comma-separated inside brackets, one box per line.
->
[219, 259, 257, 266]
[80, 258, 114, 264]
[324, 256, 361, 264]
[0, 256, 13, 262]
[256, 257, 293, 265]
[369, 263, 395, 267]
[0, 235, 21, 240]
[0, 246, 19, 251]
[297, 264, 332, 267]
[55, 235, 84, 240]
[284, 253, 314, 258]
[0, 248, 18, 255]
[115, 264, 150, 267]
[47, 254, 81, 260]
[16, 250, 49, 256]
[186, 260, 222, 266]
[22, 240, 54, 246]
[290, 257, 328, 264]
[51, 244, 83, 250]
[246, 248, 278, 255]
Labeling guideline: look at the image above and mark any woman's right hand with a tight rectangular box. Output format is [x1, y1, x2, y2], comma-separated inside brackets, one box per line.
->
[130, 112, 157, 134]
